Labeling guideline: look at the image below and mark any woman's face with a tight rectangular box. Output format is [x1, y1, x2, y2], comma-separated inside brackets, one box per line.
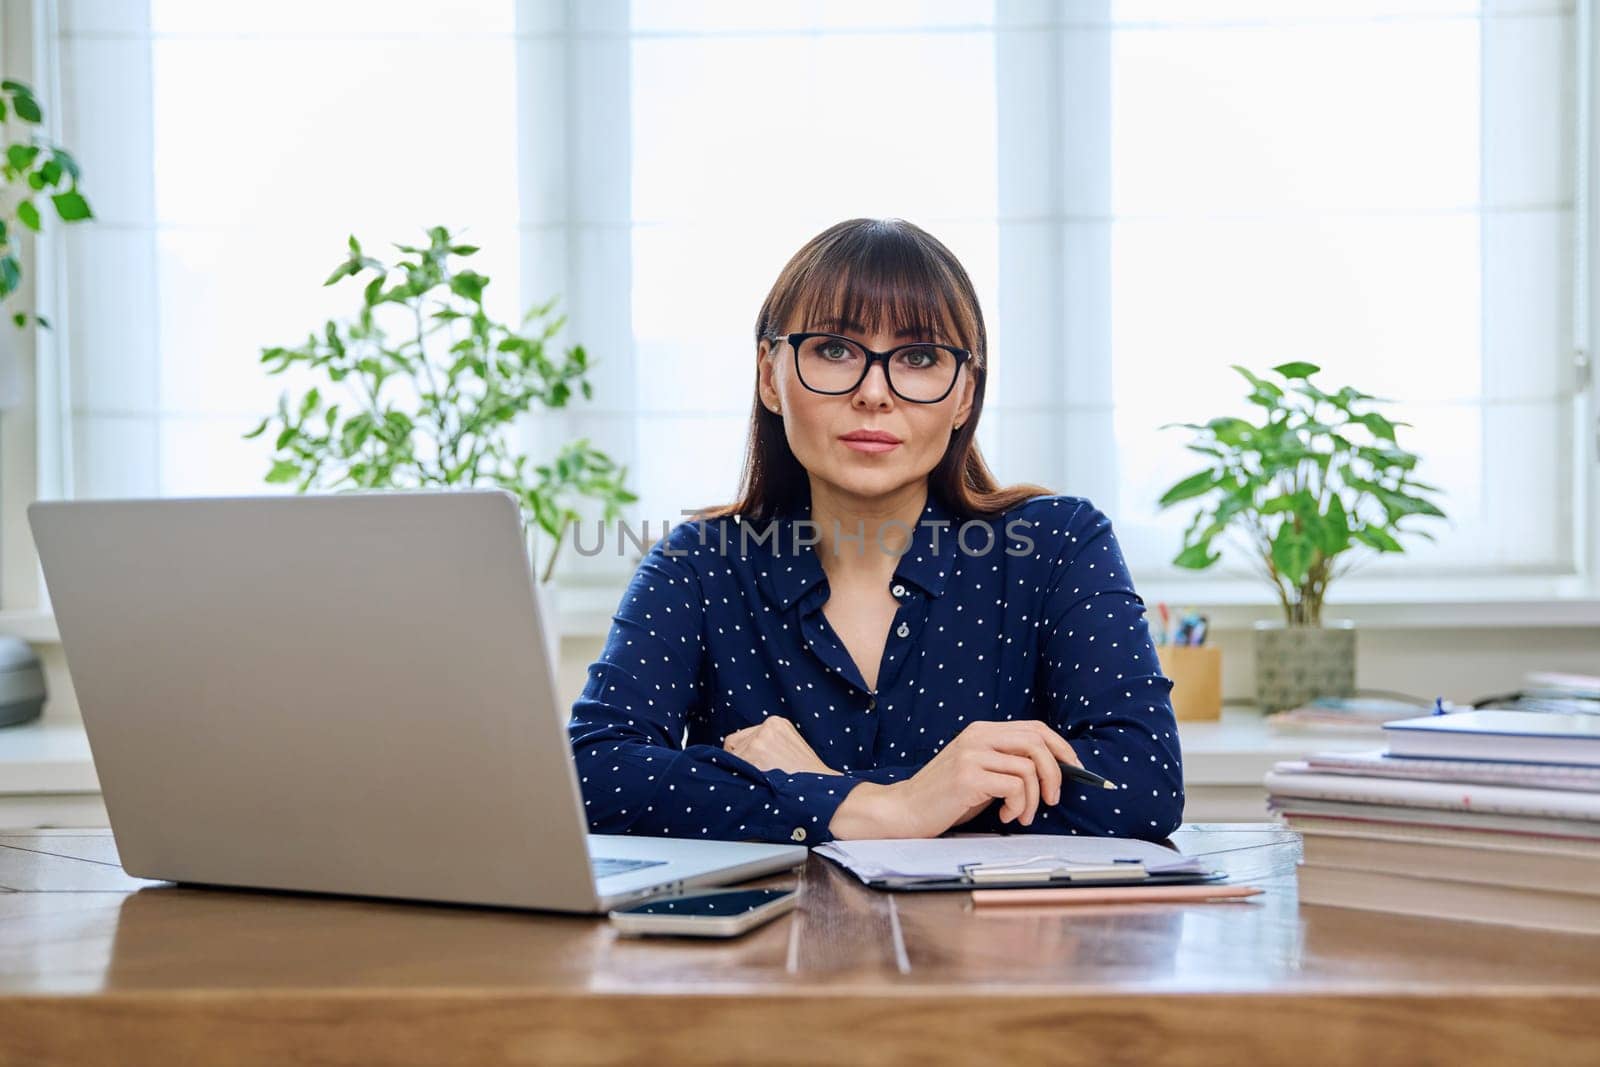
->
[757, 315, 976, 502]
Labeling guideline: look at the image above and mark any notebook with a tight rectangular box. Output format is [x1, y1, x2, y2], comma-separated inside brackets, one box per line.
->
[1297, 828, 1600, 895]
[1270, 796, 1600, 840]
[813, 834, 1219, 891]
[1297, 863, 1600, 934]
[1304, 750, 1600, 793]
[1263, 764, 1600, 821]
[1382, 710, 1600, 766]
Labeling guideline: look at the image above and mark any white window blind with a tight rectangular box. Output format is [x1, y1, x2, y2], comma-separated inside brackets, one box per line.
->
[43, 0, 1591, 604]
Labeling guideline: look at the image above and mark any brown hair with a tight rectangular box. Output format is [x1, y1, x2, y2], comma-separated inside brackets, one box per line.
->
[693, 217, 1053, 525]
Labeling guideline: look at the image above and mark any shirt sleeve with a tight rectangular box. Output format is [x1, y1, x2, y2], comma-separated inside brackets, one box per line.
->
[979, 500, 1186, 840]
[567, 521, 864, 845]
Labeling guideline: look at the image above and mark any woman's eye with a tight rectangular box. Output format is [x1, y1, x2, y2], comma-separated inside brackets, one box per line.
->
[898, 346, 940, 369]
[820, 342, 851, 360]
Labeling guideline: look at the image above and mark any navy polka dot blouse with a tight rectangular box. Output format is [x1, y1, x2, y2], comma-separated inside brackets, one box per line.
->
[566, 491, 1185, 846]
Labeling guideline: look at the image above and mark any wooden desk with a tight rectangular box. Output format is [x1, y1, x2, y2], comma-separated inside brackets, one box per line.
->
[1, 826, 1596, 1065]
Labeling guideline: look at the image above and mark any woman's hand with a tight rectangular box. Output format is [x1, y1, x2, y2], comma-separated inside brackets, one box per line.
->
[828, 720, 1082, 839]
[722, 716, 840, 777]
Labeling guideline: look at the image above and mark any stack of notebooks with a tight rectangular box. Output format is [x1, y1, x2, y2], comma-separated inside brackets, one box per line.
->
[1264, 709, 1600, 933]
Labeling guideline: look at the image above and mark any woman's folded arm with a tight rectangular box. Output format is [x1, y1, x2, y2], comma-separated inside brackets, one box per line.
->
[567, 524, 865, 844]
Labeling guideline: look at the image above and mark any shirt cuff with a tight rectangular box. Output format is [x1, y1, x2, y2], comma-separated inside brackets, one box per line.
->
[761, 770, 860, 845]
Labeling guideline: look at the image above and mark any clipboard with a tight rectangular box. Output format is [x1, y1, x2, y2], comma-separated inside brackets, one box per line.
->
[814, 835, 1224, 893]
[863, 859, 1227, 893]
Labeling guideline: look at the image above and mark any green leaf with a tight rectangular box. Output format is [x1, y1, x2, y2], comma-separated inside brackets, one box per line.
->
[38, 158, 62, 187]
[323, 260, 359, 286]
[265, 460, 301, 484]
[33, 313, 49, 330]
[1157, 468, 1220, 507]
[1271, 526, 1315, 586]
[1272, 361, 1321, 380]
[12, 94, 41, 123]
[51, 148, 80, 181]
[1350, 411, 1398, 441]
[16, 200, 39, 232]
[1319, 494, 1351, 556]
[5, 144, 38, 170]
[448, 271, 489, 302]
[50, 189, 92, 221]
[1372, 485, 1446, 520]
[10, 312, 24, 328]
[1205, 417, 1254, 447]
[1173, 542, 1220, 569]
[242, 418, 270, 440]
[0, 255, 19, 299]
[1353, 525, 1403, 552]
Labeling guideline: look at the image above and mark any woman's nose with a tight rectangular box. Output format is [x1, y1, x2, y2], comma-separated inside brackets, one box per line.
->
[852, 362, 894, 406]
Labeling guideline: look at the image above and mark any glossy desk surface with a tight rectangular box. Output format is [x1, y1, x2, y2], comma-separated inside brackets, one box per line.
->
[1, 825, 1596, 1065]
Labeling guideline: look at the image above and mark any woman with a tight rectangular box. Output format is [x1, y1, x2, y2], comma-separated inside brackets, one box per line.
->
[567, 218, 1183, 845]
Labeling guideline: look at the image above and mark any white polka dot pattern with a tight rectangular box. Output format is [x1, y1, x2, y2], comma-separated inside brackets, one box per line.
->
[566, 492, 1186, 844]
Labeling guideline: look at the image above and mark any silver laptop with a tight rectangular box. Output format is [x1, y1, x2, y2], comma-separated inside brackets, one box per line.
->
[28, 489, 806, 913]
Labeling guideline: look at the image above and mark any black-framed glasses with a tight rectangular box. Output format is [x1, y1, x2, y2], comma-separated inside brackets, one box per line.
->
[770, 331, 970, 404]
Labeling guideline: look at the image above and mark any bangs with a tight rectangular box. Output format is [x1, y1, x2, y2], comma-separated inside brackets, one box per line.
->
[781, 234, 976, 355]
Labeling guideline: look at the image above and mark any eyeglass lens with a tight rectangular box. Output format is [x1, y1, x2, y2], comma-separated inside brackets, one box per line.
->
[795, 336, 958, 402]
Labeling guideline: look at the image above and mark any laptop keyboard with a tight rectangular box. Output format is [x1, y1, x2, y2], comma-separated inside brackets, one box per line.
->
[591, 855, 669, 880]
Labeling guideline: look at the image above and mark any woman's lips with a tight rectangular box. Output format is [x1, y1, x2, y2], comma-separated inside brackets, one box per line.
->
[838, 431, 902, 454]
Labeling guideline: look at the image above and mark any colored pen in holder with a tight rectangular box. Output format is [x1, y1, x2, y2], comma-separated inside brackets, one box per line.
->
[1152, 603, 1221, 722]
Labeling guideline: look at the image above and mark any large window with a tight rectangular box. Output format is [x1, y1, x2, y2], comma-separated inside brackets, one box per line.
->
[60, 0, 521, 502]
[27, 0, 1593, 616]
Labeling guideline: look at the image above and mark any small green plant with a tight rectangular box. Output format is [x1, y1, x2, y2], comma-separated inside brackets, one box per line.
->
[0, 79, 93, 328]
[246, 225, 636, 583]
[1156, 361, 1446, 626]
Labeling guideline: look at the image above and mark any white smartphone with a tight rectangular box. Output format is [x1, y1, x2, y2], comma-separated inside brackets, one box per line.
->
[607, 886, 799, 938]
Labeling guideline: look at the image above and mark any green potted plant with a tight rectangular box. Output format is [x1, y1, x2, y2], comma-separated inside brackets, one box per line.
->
[1156, 361, 1447, 713]
[245, 226, 636, 646]
[0, 78, 93, 335]
[0, 79, 92, 729]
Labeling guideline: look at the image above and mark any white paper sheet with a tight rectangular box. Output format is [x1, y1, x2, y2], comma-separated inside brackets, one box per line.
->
[813, 834, 1206, 882]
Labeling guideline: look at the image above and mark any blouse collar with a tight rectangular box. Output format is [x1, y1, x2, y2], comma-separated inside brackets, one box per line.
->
[748, 489, 960, 611]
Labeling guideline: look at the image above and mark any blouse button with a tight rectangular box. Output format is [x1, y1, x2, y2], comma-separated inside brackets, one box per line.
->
[791, 827, 808, 842]
[891, 583, 906, 598]
[895, 622, 910, 638]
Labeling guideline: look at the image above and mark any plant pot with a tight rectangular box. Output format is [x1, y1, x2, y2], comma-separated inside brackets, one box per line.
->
[1252, 619, 1356, 714]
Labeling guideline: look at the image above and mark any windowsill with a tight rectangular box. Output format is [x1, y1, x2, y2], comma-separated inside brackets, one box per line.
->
[4, 573, 1599, 647]
[0, 707, 1371, 801]
[0, 718, 99, 794]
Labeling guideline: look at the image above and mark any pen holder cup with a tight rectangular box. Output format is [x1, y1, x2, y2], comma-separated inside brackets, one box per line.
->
[1154, 645, 1222, 722]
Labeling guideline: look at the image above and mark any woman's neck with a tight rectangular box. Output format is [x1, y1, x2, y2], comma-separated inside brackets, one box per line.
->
[807, 481, 928, 580]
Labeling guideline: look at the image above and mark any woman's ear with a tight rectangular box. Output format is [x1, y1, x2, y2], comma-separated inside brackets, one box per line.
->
[952, 365, 976, 430]
[757, 342, 782, 415]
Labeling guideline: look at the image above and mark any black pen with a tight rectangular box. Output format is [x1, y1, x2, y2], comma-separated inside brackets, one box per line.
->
[1060, 761, 1118, 791]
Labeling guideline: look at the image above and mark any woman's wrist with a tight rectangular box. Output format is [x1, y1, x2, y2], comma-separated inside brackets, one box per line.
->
[826, 780, 907, 839]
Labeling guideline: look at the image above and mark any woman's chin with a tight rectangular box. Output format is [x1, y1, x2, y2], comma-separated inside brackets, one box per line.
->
[821, 466, 914, 499]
